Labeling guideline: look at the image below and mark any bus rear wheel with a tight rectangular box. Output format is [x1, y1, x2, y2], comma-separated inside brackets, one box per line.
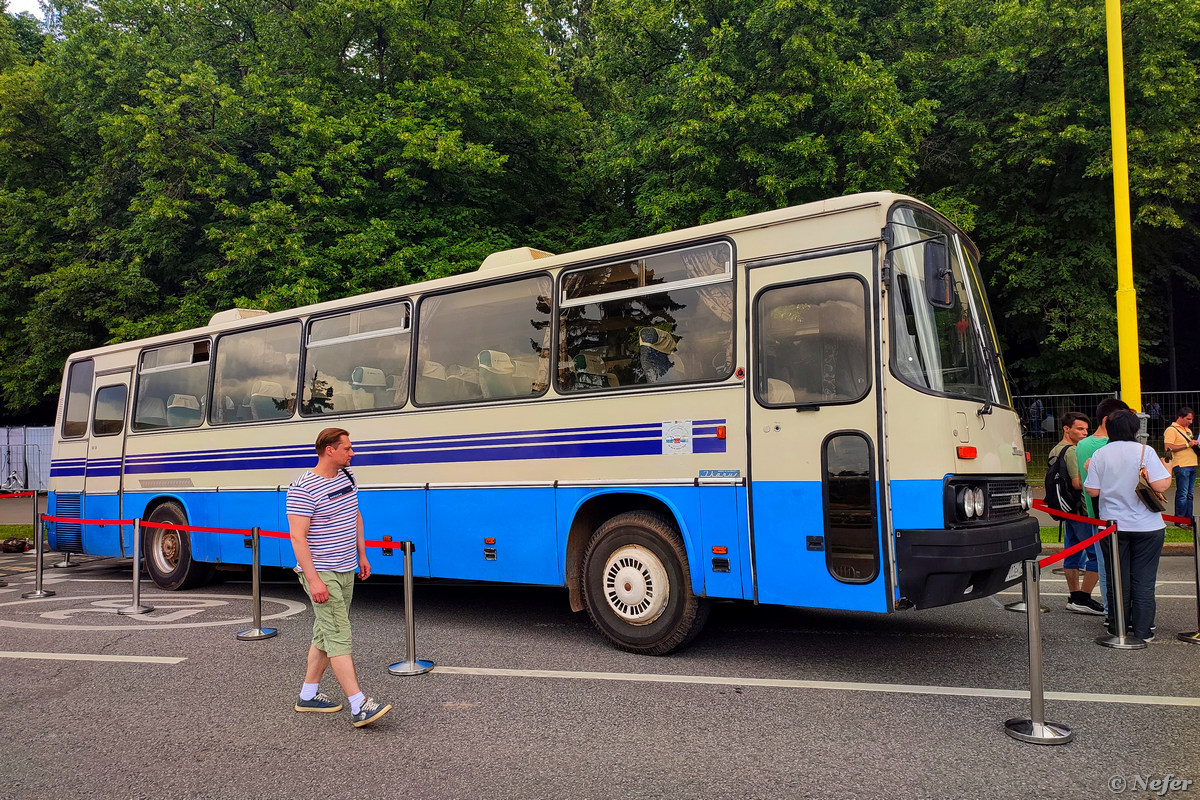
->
[143, 501, 213, 590]
[581, 511, 709, 655]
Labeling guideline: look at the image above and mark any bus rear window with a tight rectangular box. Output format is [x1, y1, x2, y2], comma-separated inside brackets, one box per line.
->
[61, 360, 94, 438]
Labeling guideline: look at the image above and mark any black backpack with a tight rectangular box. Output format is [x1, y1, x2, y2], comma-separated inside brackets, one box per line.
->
[1044, 445, 1084, 514]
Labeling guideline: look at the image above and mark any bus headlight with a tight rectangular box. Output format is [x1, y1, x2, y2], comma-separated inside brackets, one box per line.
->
[971, 487, 986, 518]
[957, 487, 976, 519]
[1021, 485, 1034, 510]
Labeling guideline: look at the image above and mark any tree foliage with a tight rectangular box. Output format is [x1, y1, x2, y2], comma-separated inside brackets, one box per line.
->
[1, 0, 1198, 418]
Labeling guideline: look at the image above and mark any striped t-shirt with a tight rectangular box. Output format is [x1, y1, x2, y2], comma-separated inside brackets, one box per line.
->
[286, 469, 359, 572]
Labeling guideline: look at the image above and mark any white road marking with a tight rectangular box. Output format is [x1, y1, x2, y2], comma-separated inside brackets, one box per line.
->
[432, 666, 1200, 707]
[0, 650, 185, 664]
[0, 593, 306, 631]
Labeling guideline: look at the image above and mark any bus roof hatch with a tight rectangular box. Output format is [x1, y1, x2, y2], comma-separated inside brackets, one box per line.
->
[479, 247, 555, 271]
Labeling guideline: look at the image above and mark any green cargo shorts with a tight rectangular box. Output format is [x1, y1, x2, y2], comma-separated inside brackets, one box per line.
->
[298, 570, 355, 658]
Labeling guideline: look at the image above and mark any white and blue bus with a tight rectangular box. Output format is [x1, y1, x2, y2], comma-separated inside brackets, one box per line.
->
[47, 192, 1038, 653]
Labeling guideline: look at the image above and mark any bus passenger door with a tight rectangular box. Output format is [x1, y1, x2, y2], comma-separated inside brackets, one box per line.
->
[747, 247, 890, 612]
[84, 371, 132, 555]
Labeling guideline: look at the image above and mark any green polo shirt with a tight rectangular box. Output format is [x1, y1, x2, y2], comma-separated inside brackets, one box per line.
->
[1074, 434, 1108, 519]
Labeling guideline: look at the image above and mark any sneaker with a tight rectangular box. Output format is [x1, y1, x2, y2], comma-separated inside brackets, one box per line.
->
[1067, 596, 1105, 616]
[1143, 633, 1155, 642]
[351, 697, 392, 728]
[295, 692, 343, 713]
[1065, 597, 1099, 618]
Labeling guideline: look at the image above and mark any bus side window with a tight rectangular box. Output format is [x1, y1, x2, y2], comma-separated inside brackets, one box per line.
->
[92, 384, 128, 436]
[211, 323, 300, 425]
[415, 277, 552, 405]
[754, 277, 870, 406]
[135, 340, 210, 430]
[302, 301, 411, 416]
[558, 242, 734, 393]
[823, 432, 879, 584]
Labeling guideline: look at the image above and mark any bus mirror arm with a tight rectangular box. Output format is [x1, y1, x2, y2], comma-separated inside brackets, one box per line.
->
[976, 400, 993, 418]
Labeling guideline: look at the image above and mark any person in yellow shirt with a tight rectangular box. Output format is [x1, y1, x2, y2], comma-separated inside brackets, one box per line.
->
[1164, 407, 1198, 525]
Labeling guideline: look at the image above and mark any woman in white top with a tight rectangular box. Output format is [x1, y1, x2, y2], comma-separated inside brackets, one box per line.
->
[1083, 410, 1172, 641]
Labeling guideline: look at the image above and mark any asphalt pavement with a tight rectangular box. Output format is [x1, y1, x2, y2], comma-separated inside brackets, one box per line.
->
[1, 549, 1197, 800]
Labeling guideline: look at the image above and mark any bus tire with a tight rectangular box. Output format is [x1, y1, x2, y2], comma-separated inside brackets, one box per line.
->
[143, 501, 214, 590]
[581, 511, 709, 655]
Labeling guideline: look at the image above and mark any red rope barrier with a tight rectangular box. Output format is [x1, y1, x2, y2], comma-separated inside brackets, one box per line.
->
[140, 520, 252, 536]
[40, 514, 134, 525]
[0, 491, 35, 499]
[1033, 498, 1192, 527]
[1038, 522, 1116, 569]
[260, 528, 396, 550]
[1031, 499, 1106, 527]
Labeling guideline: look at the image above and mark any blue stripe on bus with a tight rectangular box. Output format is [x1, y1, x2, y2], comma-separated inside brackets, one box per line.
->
[889, 478, 947, 529]
[54, 419, 728, 476]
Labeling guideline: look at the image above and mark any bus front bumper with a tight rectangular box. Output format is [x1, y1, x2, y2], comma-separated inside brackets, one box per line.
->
[894, 516, 1040, 609]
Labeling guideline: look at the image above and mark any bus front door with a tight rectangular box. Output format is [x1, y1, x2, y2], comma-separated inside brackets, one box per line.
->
[747, 247, 890, 612]
[83, 371, 132, 555]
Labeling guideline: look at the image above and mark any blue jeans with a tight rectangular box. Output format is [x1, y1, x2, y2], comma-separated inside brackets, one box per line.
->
[1062, 519, 1098, 572]
[1111, 529, 1164, 639]
[1174, 465, 1196, 521]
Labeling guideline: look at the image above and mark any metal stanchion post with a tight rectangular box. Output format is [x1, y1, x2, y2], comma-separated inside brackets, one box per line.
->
[118, 519, 154, 615]
[237, 527, 278, 640]
[1004, 559, 1050, 615]
[388, 541, 434, 676]
[21, 491, 55, 600]
[1178, 514, 1200, 645]
[1005, 559, 1074, 744]
[1096, 522, 1143, 649]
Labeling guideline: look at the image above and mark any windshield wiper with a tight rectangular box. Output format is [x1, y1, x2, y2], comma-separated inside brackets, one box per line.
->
[977, 399, 993, 418]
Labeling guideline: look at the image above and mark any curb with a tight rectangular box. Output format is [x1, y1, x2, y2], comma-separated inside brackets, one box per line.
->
[1041, 542, 1195, 556]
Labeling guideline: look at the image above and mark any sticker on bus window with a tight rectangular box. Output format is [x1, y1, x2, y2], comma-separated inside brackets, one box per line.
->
[662, 420, 693, 455]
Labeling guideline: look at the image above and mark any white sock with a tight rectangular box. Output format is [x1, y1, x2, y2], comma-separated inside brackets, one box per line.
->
[300, 682, 320, 701]
[349, 692, 365, 715]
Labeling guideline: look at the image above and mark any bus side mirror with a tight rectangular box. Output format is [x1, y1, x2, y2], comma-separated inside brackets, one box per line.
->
[924, 239, 953, 309]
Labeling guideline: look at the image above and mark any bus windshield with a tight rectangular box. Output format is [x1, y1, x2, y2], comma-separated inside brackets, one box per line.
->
[887, 206, 1011, 407]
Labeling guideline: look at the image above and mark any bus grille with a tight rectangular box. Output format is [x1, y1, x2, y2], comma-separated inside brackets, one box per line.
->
[985, 480, 1026, 521]
[53, 494, 83, 552]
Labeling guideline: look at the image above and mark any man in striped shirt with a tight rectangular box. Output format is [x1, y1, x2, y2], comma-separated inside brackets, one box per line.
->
[287, 427, 392, 727]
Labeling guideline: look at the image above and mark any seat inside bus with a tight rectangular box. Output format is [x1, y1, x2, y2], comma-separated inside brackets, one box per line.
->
[249, 380, 287, 419]
[165, 393, 202, 427]
[445, 364, 481, 401]
[136, 396, 168, 429]
[573, 352, 618, 388]
[477, 350, 516, 398]
[638, 327, 685, 382]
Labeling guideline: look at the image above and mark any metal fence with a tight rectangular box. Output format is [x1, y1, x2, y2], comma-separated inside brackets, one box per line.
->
[1, 427, 52, 490]
[1014, 391, 1200, 480]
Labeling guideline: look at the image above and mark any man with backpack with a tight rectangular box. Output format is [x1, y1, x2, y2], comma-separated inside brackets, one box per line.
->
[1047, 411, 1104, 615]
[1075, 398, 1131, 623]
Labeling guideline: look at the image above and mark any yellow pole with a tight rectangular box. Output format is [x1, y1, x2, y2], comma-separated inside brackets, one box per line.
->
[1106, 0, 1141, 411]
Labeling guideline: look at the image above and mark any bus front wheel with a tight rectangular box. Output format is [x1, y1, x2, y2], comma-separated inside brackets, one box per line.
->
[582, 511, 709, 655]
[143, 502, 214, 590]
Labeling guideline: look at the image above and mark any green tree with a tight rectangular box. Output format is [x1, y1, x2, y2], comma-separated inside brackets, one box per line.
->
[0, 0, 590, 417]
[854, 0, 1200, 392]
